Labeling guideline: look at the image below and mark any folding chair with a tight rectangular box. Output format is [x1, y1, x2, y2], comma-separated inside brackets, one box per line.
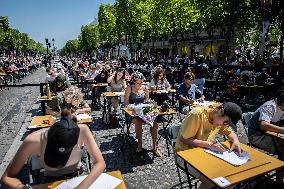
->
[241, 112, 254, 144]
[166, 124, 199, 189]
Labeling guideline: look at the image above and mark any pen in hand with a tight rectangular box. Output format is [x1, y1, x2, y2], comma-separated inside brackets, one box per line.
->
[210, 139, 226, 154]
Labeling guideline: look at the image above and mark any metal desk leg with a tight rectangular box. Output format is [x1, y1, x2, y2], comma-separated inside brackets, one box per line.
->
[184, 161, 193, 188]
[41, 101, 46, 115]
[102, 96, 107, 123]
[156, 115, 174, 156]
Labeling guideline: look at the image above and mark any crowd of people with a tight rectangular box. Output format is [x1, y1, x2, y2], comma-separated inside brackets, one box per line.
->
[0, 53, 43, 90]
[0, 54, 284, 188]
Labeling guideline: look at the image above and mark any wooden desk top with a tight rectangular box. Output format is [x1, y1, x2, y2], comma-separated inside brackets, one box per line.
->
[123, 107, 176, 117]
[177, 141, 284, 188]
[192, 101, 222, 108]
[238, 85, 264, 88]
[39, 96, 53, 101]
[29, 115, 55, 129]
[77, 118, 93, 124]
[266, 131, 284, 140]
[102, 92, 125, 97]
[32, 171, 127, 189]
[92, 83, 109, 87]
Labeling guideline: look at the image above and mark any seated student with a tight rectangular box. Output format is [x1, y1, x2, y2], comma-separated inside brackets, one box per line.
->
[47, 86, 91, 117]
[45, 67, 57, 83]
[149, 67, 171, 105]
[176, 102, 242, 189]
[1, 109, 106, 189]
[92, 69, 109, 105]
[177, 72, 204, 114]
[124, 71, 161, 156]
[248, 89, 284, 184]
[107, 68, 127, 113]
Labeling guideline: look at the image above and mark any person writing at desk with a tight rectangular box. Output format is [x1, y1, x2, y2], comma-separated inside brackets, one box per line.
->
[247, 89, 284, 185]
[46, 85, 91, 117]
[176, 102, 242, 189]
[1, 109, 106, 189]
[149, 67, 171, 105]
[176, 72, 204, 114]
[107, 68, 127, 114]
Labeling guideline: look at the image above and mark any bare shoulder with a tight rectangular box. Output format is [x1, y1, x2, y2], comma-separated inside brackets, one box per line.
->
[24, 129, 42, 144]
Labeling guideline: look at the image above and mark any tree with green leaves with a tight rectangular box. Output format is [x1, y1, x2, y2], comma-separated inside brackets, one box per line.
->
[98, 3, 118, 57]
[78, 24, 100, 56]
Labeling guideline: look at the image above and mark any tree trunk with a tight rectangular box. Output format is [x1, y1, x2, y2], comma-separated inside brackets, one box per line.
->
[280, 20, 284, 61]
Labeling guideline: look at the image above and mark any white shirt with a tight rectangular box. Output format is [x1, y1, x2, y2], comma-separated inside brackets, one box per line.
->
[258, 99, 284, 123]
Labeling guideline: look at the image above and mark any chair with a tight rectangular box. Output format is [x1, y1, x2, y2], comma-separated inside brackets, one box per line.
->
[241, 112, 254, 145]
[166, 124, 199, 188]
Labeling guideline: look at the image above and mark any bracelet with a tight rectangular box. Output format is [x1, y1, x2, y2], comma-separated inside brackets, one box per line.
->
[25, 184, 33, 189]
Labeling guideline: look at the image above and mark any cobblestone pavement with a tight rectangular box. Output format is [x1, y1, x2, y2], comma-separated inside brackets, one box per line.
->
[0, 68, 46, 163]
[0, 71, 278, 189]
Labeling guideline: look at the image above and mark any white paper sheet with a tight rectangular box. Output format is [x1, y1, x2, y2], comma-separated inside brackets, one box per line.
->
[76, 114, 92, 121]
[212, 177, 231, 188]
[55, 173, 122, 189]
[156, 90, 168, 94]
[205, 149, 250, 166]
[193, 101, 214, 107]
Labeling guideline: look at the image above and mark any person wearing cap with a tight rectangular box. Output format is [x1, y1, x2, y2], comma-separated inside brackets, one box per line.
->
[175, 102, 243, 189]
[1, 112, 106, 189]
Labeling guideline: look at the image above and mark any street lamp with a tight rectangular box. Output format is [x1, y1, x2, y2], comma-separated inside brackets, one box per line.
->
[259, 0, 272, 58]
[45, 38, 49, 55]
[52, 38, 55, 55]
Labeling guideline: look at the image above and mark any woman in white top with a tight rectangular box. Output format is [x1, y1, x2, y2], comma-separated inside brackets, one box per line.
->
[1, 110, 106, 189]
[107, 68, 127, 113]
[149, 67, 171, 105]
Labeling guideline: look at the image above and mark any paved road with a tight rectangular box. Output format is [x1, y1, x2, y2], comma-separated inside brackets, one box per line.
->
[0, 68, 46, 163]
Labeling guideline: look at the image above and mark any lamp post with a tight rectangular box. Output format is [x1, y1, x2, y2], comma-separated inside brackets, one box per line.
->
[45, 38, 49, 55]
[52, 38, 55, 55]
[259, 0, 272, 59]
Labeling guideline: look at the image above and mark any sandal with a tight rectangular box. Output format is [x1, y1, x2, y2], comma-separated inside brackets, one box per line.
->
[153, 147, 162, 157]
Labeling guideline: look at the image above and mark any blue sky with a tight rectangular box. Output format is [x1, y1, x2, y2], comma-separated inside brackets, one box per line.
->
[0, 0, 115, 48]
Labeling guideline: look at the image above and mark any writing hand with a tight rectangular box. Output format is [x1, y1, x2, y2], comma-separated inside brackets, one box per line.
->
[209, 142, 225, 153]
[230, 141, 242, 155]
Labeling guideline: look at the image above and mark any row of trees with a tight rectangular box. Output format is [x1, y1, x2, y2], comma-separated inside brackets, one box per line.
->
[61, 0, 284, 61]
[0, 16, 46, 54]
